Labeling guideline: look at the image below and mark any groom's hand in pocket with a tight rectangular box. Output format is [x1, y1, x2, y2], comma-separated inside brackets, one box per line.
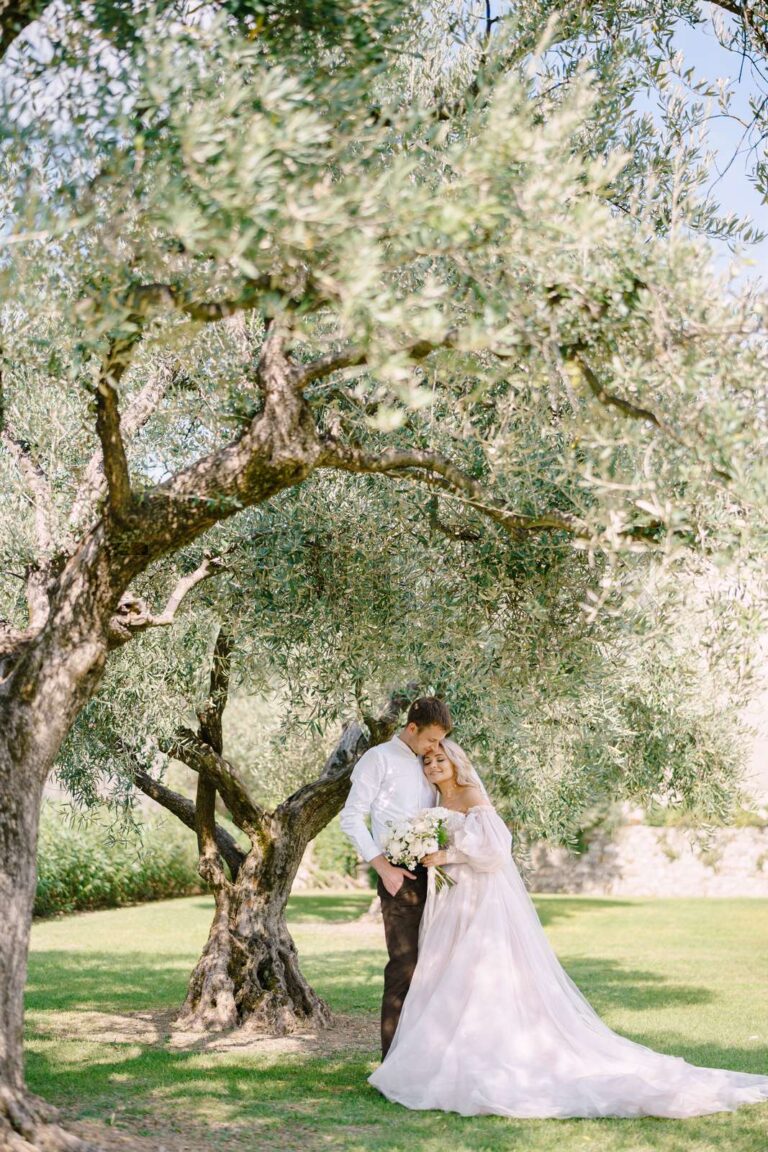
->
[371, 854, 416, 897]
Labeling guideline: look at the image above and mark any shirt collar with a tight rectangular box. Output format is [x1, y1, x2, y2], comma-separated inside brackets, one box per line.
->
[392, 733, 419, 759]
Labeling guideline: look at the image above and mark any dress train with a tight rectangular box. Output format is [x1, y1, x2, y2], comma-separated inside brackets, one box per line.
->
[369, 806, 768, 1119]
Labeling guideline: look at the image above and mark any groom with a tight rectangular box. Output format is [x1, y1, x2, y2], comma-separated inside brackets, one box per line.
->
[340, 696, 453, 1056]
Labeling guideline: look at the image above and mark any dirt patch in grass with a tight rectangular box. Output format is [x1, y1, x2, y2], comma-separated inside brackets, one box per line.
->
[36, 1005, 379, 1056]
[69, 1115, 327, 1152]
[170, 1009, 379, 1056]
[55, 1011, 380, 1152]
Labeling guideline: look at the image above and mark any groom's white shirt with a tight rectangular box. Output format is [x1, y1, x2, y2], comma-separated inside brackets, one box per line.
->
[340, 734, 438, 862]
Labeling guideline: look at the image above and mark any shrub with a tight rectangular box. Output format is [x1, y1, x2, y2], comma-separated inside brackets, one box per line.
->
[310, 815, 365, 884]
[34, 803, 203, 917]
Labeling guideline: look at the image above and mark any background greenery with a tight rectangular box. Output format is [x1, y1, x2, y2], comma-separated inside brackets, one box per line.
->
[34, 803, 364, 918]
[5, 0, 768, 853]
[34, 803, 203, 918]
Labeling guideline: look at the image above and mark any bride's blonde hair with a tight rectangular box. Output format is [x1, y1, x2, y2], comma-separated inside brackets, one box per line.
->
[439, 738, 487, 793]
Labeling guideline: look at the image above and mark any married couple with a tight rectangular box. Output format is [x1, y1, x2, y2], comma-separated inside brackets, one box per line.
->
[340, 696, 768, 1119]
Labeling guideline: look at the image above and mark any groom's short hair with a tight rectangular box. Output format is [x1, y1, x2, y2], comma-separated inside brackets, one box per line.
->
[406, 696, 453, 733]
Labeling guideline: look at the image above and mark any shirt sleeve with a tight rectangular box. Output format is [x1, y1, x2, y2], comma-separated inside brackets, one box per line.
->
[448, 806, 512, 872]
[339, 747, 386, 862]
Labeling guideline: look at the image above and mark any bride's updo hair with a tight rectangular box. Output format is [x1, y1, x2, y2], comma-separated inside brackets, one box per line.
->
[439, 738, 487, 793]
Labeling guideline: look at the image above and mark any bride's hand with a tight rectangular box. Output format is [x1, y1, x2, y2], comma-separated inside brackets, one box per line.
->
[421, 850, 448, 867]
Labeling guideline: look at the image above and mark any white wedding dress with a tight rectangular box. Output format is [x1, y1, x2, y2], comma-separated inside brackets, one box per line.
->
[368, 805, 768, 1118]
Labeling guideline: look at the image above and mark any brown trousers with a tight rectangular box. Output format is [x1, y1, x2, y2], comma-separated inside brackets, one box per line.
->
[377, 866, 428, 1058]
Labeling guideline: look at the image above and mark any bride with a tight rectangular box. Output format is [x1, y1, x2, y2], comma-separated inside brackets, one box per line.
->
[368, 739, 768, 1119]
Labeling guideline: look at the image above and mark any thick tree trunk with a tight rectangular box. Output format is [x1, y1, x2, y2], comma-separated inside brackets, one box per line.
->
[0, 742, 97, 1151]
[0, 602, 111, 1150]
[171, 695, 404, 1036]
[174, 713, 383, 1035]
[177, 827, 330, 1033]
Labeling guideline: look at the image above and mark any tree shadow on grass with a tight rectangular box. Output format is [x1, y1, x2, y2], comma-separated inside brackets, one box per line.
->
[25, 895, 768, 1150]
[287, 893, 375, 923]
[25, 1032, 768, 1152]
[26, 939, 716, 1025]
[25, 946, 386, 1021]
[531, 896, 637, 928]
[303, 947, 716, 1018]
[25, 936, 768, 1152]
[557, 955, 714, 1013]
[26, 952, 192, 1013]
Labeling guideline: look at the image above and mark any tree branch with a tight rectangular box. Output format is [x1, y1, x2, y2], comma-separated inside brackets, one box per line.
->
[570, 355, 733, 483]
[94, 350, 133, 522]
[317, 437, 585, 537]
[68, 361, 180, 541]
[192, 625, 234, 888]
[427, 494, 482, 542]
[86, 326, 319, 587]
[107, 552, 226, 647]
[291, 347, 369, 388]
[362, 684, 415, 745]
[162, 727, 265, 834]
[275, 721, 368, 844]
[570, 354, 674, 432]
[146, 555, 227, 626]
[130, 763, 245, 881]
[126, 277, 272, 324]
[291, 332, 457, 390]
[259, 322, 304, 415]
[82, 275, 275, 538]
[197, 624, 232, 752]
[275, 685, 413, 842]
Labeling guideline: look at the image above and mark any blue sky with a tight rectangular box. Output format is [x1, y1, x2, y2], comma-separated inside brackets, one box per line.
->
[672, 11, 768, 281]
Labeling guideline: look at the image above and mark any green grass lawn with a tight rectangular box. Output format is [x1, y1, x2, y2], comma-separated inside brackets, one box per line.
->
[26, 893, 768, 1151]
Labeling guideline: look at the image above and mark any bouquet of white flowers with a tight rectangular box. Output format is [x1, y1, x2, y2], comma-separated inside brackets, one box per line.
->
[382, 807, 457, 893]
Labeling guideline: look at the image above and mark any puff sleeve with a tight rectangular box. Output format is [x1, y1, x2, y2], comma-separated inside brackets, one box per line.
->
[444, 806, 512, 872]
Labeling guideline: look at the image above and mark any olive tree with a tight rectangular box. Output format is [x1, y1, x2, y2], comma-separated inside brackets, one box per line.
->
[52, 472, 755, 1044]
[1, 1, 768, 1147]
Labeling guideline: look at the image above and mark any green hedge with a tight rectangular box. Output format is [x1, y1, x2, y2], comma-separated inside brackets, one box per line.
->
[311, 815, 363, 881]
[35, 803, 203, 918]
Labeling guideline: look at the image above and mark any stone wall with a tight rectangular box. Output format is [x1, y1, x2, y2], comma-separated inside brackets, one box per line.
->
[525, 824, 768, 897]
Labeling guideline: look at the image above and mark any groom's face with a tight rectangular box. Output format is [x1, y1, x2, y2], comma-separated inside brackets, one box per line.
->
[407, 723, 448, 758]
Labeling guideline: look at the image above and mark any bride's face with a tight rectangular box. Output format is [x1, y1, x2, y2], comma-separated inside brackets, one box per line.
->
[422, 748, 455, 789]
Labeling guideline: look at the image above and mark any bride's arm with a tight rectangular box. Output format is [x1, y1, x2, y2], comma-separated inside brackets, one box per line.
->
[421, 848, 467, 866]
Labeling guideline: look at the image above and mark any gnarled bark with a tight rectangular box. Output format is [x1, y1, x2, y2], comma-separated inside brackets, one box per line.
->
[0, 1084, 97, 1151]
[127, 627, 415, 1035]
[161, 635, 382, 1034]
[177, 844, 333, 1035]
[0, 739, 99, 1151]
